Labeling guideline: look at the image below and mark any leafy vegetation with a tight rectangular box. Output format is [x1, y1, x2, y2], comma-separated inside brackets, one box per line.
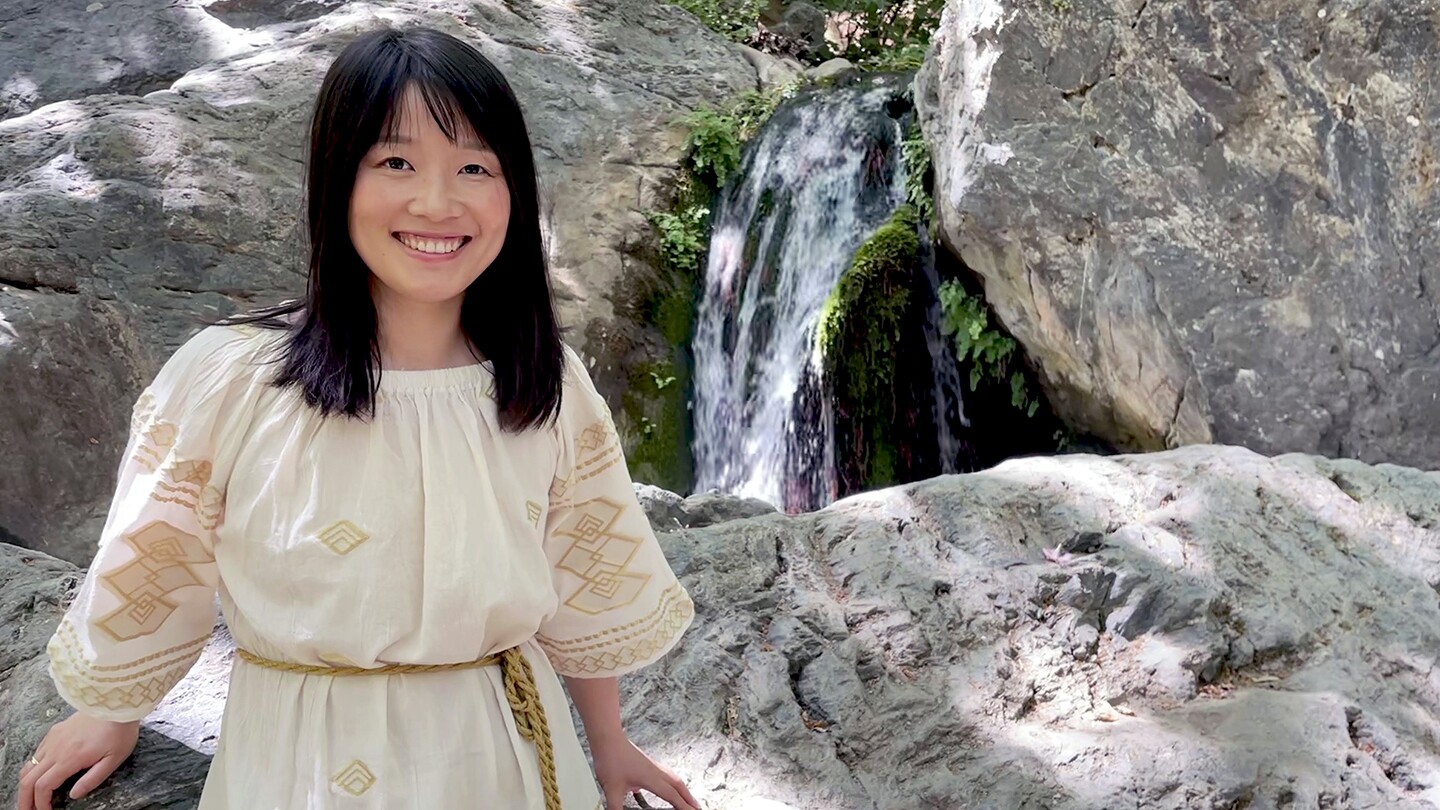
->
[938, 280, 1041, 417]
[664, 0, 942, 71]
[646, 205, 711, 277]
[669, 0, 764, 41]
[818, 0, 946, 67]
[900, 122, 934, 228]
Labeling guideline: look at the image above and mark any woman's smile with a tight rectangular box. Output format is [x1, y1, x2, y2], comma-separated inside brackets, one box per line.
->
[392, 231, 473, 262]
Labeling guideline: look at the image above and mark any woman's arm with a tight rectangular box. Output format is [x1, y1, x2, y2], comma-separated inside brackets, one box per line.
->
[564, 675, 626, 748]
[562, 675, 700, 810]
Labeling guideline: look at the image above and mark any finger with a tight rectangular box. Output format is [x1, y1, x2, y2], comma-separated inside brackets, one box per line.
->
[31, 762, 67, 810]
[17, 761, 36, 810]
[672, 777, 703, 810]
[70, 754, 122, 799]
[648, 781, 697, 810]
[605, 785, 626, 810]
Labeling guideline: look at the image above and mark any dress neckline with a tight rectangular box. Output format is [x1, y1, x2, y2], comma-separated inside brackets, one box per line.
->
[376, 361, 494, 394]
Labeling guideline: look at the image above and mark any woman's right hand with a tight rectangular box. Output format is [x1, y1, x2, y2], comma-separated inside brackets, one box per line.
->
[16, 713, 139, 810]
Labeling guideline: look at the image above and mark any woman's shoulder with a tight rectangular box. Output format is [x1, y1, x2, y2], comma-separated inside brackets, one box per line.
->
[152, 322, 288, 408]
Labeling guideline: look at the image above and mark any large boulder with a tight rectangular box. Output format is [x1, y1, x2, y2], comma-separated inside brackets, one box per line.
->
[916, 0, 1440, 469]
[0, 0, 760, 563]
[7, 446, 1440, 808]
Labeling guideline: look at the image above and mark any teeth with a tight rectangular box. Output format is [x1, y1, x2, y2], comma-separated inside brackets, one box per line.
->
[397, 234, 465, 254]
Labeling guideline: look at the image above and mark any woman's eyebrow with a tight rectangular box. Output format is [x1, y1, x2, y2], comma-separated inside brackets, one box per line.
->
[378, 135, 494, 153]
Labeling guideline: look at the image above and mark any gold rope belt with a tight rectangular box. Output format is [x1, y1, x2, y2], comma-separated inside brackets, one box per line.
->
[235, 646, 560, 810]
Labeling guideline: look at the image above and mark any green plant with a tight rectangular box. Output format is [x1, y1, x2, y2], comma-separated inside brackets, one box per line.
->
[858, 41, 929, 72]
[650, 370, 678, 389]
[900, 124, 934, 228]
[939, 280, 1040, 417]
[646, 205, 710, 277]
[816, 0, 946, 66]
[680, 108, 744, 189]
[670, 0, 763, 41]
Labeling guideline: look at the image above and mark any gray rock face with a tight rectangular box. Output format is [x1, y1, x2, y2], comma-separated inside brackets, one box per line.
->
[0, 0, 759, 563]
[635, 482, 778, 529]
[916, 0, 1440, 469]
[8, 446, 1440, 808]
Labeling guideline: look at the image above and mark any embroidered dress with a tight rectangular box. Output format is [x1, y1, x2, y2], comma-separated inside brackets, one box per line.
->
[45, 324, 695, 808]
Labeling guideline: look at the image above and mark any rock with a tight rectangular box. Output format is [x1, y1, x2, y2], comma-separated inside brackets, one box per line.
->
[0, 0, 760, 563]
[770, 1, 829, 58]
[916, 0, 1440, 470]
[0, 0, 242, 122]
[9, 445, 1440, 807]
[635, 483, 777, 530]
[733, 43, 806, 91]
[808, 57, 855, 82]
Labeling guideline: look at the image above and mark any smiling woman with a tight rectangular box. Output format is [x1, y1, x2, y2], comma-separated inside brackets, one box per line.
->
[351, 88, 513, 327]
[16, 26, 699, 810]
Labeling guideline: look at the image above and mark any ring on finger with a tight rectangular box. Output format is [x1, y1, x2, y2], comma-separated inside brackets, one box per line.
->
[28, 755, 42, 766]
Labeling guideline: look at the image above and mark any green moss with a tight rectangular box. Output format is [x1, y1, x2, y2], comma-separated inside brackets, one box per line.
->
[620, 357, 692, 491]
[816, 204, 920, 488]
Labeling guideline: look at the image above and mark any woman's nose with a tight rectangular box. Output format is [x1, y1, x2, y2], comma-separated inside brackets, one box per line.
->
[407, 173, 461, 219]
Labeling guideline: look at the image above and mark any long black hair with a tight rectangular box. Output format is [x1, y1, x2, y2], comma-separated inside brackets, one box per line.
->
[228, 26, 564, 431]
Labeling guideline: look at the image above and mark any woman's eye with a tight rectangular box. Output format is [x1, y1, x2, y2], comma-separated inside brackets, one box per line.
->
[460, 164, 489, 176]
[382, 157, 410, 171]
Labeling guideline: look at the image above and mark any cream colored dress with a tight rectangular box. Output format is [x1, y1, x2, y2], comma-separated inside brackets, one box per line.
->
[45, 324, 696, 809]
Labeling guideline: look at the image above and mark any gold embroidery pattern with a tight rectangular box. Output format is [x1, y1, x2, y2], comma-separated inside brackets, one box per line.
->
[527, 500, 543, 527]
[152, 458, 225, 530]
[133, 420, 178, 473]
[331, 760, 377, 796]
[131, 390, 157, 435]
[553, 497, 650, 614]
[318, 520, 370, 555]
[95, 521, 214, 641]
[540, 585, 694, 676]
[575, 416, 622, 485]
[549, 472, 575, 505]
[48, 617, 210, 711]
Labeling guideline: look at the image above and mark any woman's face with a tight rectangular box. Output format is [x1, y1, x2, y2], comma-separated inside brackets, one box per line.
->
[349, 87, 510, 310]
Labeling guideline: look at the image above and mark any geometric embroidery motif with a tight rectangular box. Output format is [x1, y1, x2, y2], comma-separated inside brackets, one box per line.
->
[133, 420, 178, 473]
[96, 521, 214, 641]
[317, 520, 370, 555]
[574, 417, 622, 484]
[49, 616, 211, 711]
[577, 421, 610, 454]
[552, 496, 650, 615]
[154, 458, 225, 530]
[549, 472, 575, 505]
[331, 760, 377, 796]
[526, 500, 543, 528]
[131, 390, 157, 435]
[539, 583, 694, 676]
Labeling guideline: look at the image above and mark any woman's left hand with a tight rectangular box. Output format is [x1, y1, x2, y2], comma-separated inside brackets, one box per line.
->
[591, 736, 702, 810]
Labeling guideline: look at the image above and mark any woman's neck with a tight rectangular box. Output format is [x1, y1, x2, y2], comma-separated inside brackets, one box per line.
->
[372, 293, 480, 371]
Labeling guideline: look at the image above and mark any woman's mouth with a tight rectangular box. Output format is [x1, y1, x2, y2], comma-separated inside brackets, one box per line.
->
[393, 232, 472, 257]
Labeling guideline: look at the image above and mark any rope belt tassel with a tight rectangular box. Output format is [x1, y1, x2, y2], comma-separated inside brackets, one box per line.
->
[235, 646, 561, 810]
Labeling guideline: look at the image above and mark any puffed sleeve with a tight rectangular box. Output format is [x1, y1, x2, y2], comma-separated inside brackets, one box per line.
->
[535, 346, 696, 678]
[46, 325, 265, 722]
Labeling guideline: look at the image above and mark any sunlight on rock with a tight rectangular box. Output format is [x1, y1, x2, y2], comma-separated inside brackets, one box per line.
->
[0, 308, 18, 349]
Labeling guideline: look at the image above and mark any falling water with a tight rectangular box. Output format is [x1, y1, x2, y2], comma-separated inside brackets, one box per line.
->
[692, 80, 914, 511]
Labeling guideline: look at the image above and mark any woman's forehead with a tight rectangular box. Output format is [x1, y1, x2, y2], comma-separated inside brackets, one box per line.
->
[379, 91, 491, 152]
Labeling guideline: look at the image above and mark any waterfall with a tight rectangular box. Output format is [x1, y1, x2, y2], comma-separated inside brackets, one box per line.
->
[691, 80, 914, 512]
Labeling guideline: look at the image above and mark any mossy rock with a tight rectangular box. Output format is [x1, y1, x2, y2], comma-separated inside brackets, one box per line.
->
[815, 204, 921, 489]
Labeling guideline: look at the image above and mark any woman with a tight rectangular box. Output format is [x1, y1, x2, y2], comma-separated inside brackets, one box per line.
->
[16, 26, 700, 810]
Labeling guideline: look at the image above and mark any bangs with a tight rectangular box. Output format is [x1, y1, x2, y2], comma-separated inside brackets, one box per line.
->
[377, 76, 493, 153]
[341, 39, 505, 166]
